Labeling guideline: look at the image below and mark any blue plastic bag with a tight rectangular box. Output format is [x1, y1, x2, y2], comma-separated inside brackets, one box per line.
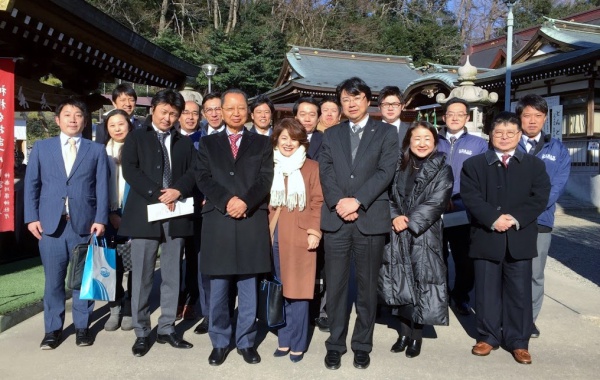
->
[80, 235, 117, 301]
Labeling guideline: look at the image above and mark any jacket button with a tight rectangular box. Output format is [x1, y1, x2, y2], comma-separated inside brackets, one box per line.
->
[497, 206, 501, 210]
[350, 175, 354, 179]
[157, 165, 161, 169]
[229, 172, 234, 176]
[148, 190, 152, 195]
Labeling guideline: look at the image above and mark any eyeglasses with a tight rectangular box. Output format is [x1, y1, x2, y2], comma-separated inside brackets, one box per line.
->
[380, 102, 402, 109]
[341, 94, 365, 105]
[492, 130, 520, 138]
[445, 113, 468, 118]
[203, 107, 222, 114]
[182, 111, 200, 117]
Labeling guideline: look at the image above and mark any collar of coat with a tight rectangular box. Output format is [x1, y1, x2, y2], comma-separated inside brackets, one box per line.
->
[485, 148, 525, 165]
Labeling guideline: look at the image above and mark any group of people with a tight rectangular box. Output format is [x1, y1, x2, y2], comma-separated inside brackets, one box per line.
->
[24, 76, 570, 369]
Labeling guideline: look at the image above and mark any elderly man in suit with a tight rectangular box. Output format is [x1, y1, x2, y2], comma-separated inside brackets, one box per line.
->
[196, 89, 274, 366]
[293, 96, 323, 161]
[320, 77, 398, 370]
[461, 112, 550, 365]
[120, 89, 197, 357]
[25, 97, 109, 349]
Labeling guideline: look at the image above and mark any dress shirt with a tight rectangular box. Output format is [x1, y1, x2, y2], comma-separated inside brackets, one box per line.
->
[207, 124, 225, 135]
[351, 115, 369, 139]
[446, 130, 465, 141]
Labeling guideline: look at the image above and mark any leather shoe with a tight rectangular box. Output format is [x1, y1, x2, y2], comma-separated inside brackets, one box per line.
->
[324, 350, 342, 370]
[472, 341, 498, 356]
[391, 335, 410, 353]
[315, 317, 330, 332]
[208, 347, 231, 366]
[531, 324, 540, 338]
[75, 328, 94, 347]
[193, 318, 209, 334]
[132, 337, 150, 357]
[353, 350, 370, 369]
[513, 349, 532, 364]
[273, 348, 290, 357]
[237, 347, 261, 364]
[405, 339, 422, 358]
[40, 330, 62, 350]
[156, 333, 193, 349]
[290, 352, 304, 363]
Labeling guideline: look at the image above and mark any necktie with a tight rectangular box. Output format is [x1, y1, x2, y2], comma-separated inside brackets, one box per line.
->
[350, 124, 363, 161]
[229, 133, 242, 159]
[527, 139, 537, 154]
[449, 136, 457, 146]
[501, 154, 511, 168]
[210, 129, 218, 135]
[65, 138, 77, 214]
[157, 132, 172, 188]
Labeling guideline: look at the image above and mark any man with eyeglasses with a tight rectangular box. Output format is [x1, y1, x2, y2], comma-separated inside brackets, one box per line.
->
[515, 94, 570, 339]
[461, 112, 550, 365]
[319, 77, 398, 370]
[199, 92, 225, 137]
[195, 89, 274, 366]
[438, 98, 488, 316]
[377, 86, 411, 145]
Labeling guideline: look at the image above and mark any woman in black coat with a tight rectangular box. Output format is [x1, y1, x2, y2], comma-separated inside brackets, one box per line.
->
[379, 121, 453, 358]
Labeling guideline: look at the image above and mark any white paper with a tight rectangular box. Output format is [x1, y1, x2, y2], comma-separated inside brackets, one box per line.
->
[442, 210, 469, 228]
[147, 197, 194, 222]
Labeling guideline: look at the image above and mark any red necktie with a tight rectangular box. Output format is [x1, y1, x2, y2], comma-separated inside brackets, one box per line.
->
[501, 154, 511, 168]
[229, 134, 242, 158]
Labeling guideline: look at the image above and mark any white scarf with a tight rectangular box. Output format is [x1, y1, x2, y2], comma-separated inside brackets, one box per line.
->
[270, 145, 307, 211]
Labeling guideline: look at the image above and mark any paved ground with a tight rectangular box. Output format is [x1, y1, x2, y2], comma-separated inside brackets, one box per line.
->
[1, 194, 599, 379]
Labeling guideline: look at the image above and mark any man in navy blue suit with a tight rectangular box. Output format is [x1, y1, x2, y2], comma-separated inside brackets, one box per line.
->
[25, 97, 109, 350]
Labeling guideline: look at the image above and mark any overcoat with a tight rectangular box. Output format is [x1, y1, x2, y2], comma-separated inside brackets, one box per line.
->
[119, 125, 196, 238]
[379, 152, 453, 326]
[268, 159, 323, 299]
[460, 149, 550, 261]
[196, 130, 274, 275]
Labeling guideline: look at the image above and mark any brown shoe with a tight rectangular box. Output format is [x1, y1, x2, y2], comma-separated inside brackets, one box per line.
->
[471, 341, 497, 356]
[513, 349, 532, 364]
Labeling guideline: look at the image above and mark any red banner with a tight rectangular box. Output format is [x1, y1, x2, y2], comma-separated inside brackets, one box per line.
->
[0, 59, 15, 232]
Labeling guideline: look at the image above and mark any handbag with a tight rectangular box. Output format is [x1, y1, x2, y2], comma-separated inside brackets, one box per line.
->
[116, 240, 132, 272]
[257, 277, 285, 328]
[67, 237, 93, 290]
[80, 234, 117, 301]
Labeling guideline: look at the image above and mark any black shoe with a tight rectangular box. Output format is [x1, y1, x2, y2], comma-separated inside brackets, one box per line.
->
[531, 324, 540, 338]
[406, 339, 422, 358]
[237, 347, 261, 364]
[156, 333, 193, 349]
[391, 335, 410, 353]
[75, 329, 94, 347]
[209, 347, 231, 366]
[353, 350, 370, 369]
[324, 350, 342, 370]
[132, 337, 150, 357]
[315, 317, 330, 332]
[193, 318, 209, 334]
[273, 348, 290, 357]
[40, 330, 62, 350]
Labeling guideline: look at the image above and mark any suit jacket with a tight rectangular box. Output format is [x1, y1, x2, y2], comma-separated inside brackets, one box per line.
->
[268, 159, 323, 299]
[249, 125, 272, 136]
[24, 137, 109, 235]
[398, 121, 411, 147]
[319, 118, 398, 235]
[461, 149, 550, 261]
[196, 130, 274, 275]
[119, 125, 196, 238]
[307, 130, 323, 161]
[95, 116, 144, 144]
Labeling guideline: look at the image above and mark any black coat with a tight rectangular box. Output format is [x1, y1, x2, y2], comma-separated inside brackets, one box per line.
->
[307, 130, 323, 161]
[319, 118, 398, 235]
[379, 152, 453, 326]
[119, 126, 196, 238]
[460, 149, 550, 261]
[195, 130, 274, 275]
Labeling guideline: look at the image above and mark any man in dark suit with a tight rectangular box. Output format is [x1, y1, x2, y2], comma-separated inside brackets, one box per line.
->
[120, 89, 197, 357]
[25, 97, 109, 349]
[293, 96, 323, 160]
[95, 83, 144, 144]
[378, 86, 410, 145]
[319, 77, 398, 370]
[461, 112, 550, 365]
[249, 94, 274, 136]
[195, 89, 274, 366]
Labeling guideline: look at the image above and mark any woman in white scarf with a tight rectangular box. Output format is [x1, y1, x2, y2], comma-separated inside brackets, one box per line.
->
[268, 118, 324, 363]
[103, 109, 134, 332]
